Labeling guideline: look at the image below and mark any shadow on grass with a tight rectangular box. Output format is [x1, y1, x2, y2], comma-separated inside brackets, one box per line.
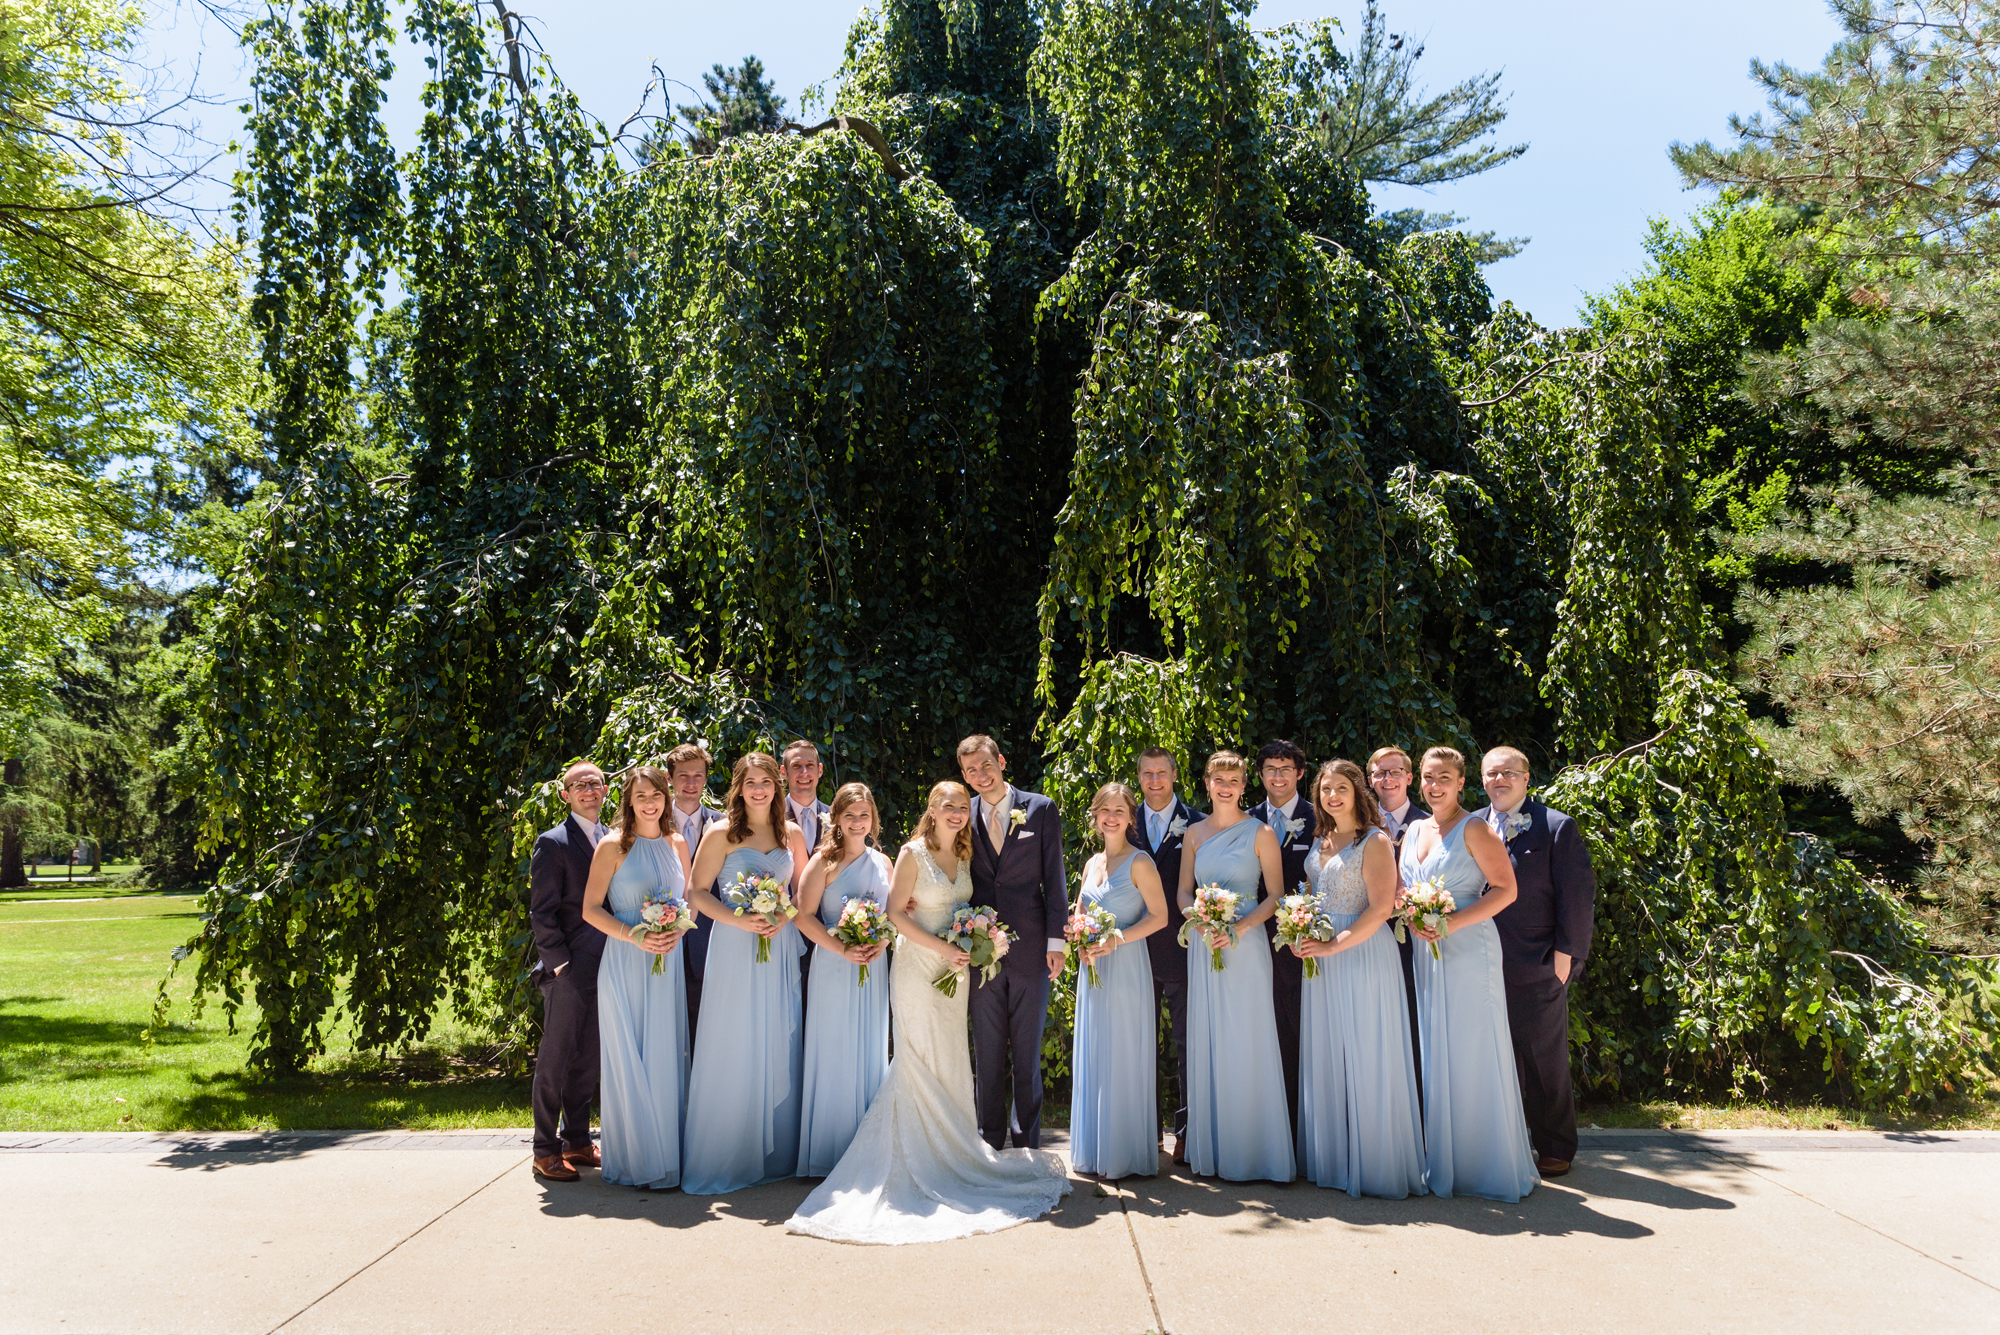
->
[0, 995, 211, 1075]
[1122, 1144, 1740, 1240]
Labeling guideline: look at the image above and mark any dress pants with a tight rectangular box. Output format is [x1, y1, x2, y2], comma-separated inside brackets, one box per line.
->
[1270, 936, 1302, 1138]
[532, 968, 599, 1159]
[1397, 928, 1423, 1114]
[970, 964, 1050, 1150]
[1153, 974, 1189, 1139]
[1505, 972, 1578, 1163]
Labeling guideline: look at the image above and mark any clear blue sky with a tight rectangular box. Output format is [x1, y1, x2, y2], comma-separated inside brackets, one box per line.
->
[142, 0, 1843, 324]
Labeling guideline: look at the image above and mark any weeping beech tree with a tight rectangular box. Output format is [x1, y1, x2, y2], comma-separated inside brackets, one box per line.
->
[169, 0, 1990, 1099]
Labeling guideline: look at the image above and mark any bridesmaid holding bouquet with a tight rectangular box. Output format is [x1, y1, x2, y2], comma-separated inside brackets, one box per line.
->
[1178, 751, 1295, 1184]
[1402, 746, 1539, 1202]
[580, 764, 694, 1190]
[1068, 782, 1168, 1180]
[793, 782, 895, 1177]
[1293, 759, 1427, 1198]
[682, 752, 809, 1194]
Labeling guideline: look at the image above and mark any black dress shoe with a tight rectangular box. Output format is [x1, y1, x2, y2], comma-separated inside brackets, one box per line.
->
[1536, 1155, 1572, 1177]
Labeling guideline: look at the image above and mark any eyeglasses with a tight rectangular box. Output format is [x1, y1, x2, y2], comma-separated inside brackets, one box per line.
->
[564, 779, 606, 792]
[1483, 769, 1528, 782]
[1369, 767, 1409, 780]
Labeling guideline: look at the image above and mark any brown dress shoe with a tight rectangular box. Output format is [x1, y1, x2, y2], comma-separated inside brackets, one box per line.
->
[562, 1143, 601, 1169]
[1536, 1155, 1572, 1177]
[533, 1154, 580, 1182]
[1171, 1136, 1189, 1166]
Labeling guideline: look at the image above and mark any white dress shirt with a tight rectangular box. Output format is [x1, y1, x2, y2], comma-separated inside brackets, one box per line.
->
[789, 795, 820, 851]
[1381, 799, 1414, 840]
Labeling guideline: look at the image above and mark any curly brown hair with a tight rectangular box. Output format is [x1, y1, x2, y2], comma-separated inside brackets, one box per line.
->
[916, 780, 974, 864]
[724, 752, 788, 842]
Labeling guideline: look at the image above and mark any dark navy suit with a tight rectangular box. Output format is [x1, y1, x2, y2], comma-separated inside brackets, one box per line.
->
[529, 813, 607, 1160]
[1382, 797, 1429, 1099]
[673, 802, 725, 1043]
[969, 785, 1068, 1150]
[1137, 795, 1202, 1142]
[1476, 797, 1597, 1163]
[1249, 796, 1315, 1139]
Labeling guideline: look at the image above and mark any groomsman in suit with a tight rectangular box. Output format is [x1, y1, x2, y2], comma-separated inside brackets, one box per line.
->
[959, 735, 1068, 1151]
[783, 740, 831, 1009]
[529, 761, 611, 1181]
[1135, 747, 1201, 1164]
[1475, 745, 1598, 1178]
[1368, 746, 1428, 1095]
[1250, 739, 1314, 1140]
[666, 744, 724, 1043]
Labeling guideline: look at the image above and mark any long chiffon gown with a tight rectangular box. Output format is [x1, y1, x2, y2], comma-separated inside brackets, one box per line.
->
[796, 848, 894, 1177]
[1403, 817, 1540, 1201]
[1069, 850, 1159, 1179]
[596, 834, 691, 1189]
[681, 843, 803, 1195]
[786, 841, 1071, 1244]
[1297, 831, 1427, 1198]
[1184, 818, 1295, 1183]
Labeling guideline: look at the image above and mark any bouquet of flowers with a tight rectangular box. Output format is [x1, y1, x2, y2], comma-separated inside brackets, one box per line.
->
[1177, 884, 1242, 972]
[832, 895, 896, 987]
[933, 905, 1013, 998]
[1394, 878, 1457, 960]
[633, 893, 696, 975]
[1271, 889, 1337, 980]
[1064, 900, 1124, 989]
[721, 871, 798, 964]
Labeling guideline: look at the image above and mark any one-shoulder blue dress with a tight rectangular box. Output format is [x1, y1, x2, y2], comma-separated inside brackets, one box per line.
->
[1297, 831, 1427, 1198]
[1070, 849, 1159, 1179]
[1403, 817, 1539, 1201]
[796, 848, 894, 1177]
[682, 843, 803, 1194]
[1184, 818, 1295, 1183]
[596, 834, 691, 1189]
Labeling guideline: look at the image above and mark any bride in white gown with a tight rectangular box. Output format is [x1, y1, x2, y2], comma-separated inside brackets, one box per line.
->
[787, 781, 1072, 1244]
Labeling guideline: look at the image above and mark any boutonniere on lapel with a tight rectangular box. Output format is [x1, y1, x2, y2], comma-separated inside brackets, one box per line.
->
[1008, 808, 1028, 833]
[1167, 816, 1188, 839]
[1499, 810, 1532, 843]
[1276, 814, 1301, 844]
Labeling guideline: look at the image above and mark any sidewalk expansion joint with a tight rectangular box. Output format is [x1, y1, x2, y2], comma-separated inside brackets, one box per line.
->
[1112, 1178, 1168, 1335]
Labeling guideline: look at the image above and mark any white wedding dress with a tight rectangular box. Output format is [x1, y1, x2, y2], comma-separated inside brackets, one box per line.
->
[786, 840, 1072, 1244]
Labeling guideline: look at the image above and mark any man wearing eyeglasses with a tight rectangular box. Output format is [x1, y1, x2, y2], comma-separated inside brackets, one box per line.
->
[528, 761, 612, 1182]
[1472, 746, 1597, 1179]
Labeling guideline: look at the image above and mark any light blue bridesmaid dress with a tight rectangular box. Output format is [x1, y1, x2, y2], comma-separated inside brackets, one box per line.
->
[1403, 816, 1539, 1201]
[682, 843, 803, 1194]
[1184, 817, 1295, 1183]
[596, 834, 691, 1189]
[1070, 849, 1159, 1179]
[796, 848, 894, 1177]
[1297, 831, 1427, 1198]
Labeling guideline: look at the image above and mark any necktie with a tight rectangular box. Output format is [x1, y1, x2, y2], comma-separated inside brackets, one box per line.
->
[987, 795, 1008, 851]
[1149, 808, 1163, 849]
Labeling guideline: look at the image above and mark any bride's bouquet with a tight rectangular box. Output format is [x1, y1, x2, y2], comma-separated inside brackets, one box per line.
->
[1178, 884, 1242, 972]
[1064, 900, 1124, 989]
[1271, 889, 1337, 980]
[634, 893, 696, 975]
[722, 871, 797, 964]
[1394, 878, 1457, 960]
[933, 905, 1012, 998]
[832, 895, 895, 987]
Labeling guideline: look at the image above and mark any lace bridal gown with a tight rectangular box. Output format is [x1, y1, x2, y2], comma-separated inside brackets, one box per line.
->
[786, 841, 1072, 1244]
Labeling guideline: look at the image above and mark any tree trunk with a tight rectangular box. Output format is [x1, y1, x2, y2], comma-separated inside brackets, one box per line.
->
[0, 758, 24, 888]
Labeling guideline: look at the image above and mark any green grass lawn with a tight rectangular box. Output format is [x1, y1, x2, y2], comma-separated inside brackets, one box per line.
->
[0, 894, 531, 1132]
[3, 894, 1993, 1134]
[1, 862, 161, 903]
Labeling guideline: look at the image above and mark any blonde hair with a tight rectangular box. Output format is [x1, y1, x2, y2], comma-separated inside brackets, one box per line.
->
[1089, 781, 1139, 838]
[916, 780, 974, 863]
[614, 765, 674, 853]
[1421, 745, 1466, 778]
[824, 781, 878, 860]
[1204, 749, 1247, 778]
[1312, 759, 1381, 849]
[724, 752, 787, 841]
[1367, 745, 1412, 771]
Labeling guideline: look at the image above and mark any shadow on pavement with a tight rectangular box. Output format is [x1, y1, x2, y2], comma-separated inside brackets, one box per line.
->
[1118, 1145, 1740, 1240]
[534, 1170, 1109, 1233]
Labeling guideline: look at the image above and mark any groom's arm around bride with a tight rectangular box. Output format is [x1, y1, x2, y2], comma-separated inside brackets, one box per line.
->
[957, 734, 1067, 1153]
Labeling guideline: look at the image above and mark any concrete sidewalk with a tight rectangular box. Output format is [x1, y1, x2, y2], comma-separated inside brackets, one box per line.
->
[4, 1129, 1996, 1333]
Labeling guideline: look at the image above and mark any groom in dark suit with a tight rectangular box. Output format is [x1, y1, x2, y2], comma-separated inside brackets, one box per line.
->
[666, 743, 724, 1042]
[1135, 747, 1202, 1163]
[1249, 740, 1314, 1139]
[1474, 745, 1597, 1178]
[1369, 746, 1428, 1098]
[529, 761, 611, 1182]
[959, 734, 1068, 1151]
